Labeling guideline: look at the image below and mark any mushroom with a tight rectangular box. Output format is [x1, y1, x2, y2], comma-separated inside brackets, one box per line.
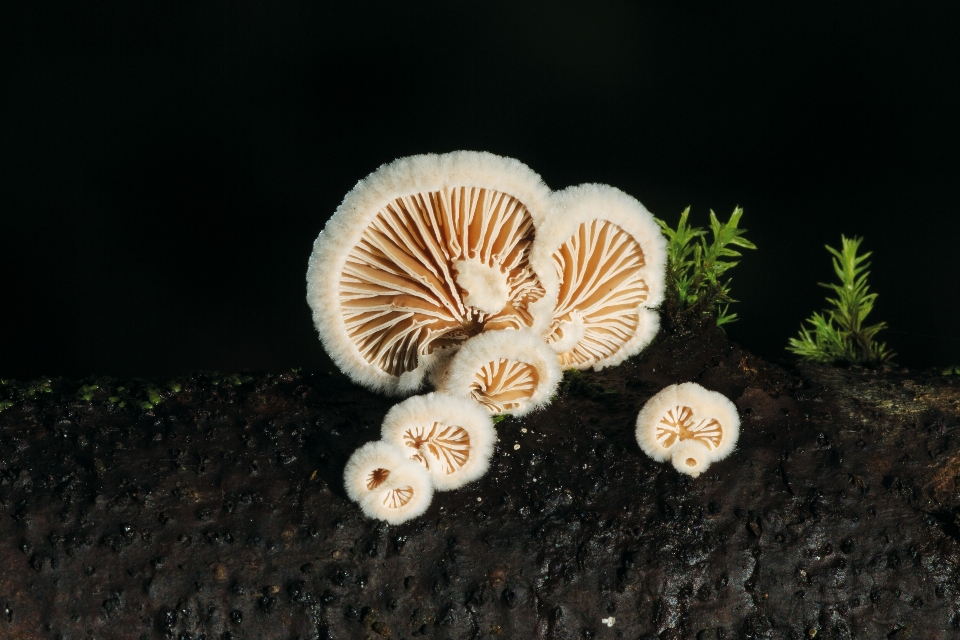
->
[306, 151, 554, 396]
[635, 382, 740, 474]
[531, 183, 667, 370]
[381, 392, 496, 491]
[343, 441, 434, 524]
[669, 439, 713, 478]
[433, 329, 562, 416]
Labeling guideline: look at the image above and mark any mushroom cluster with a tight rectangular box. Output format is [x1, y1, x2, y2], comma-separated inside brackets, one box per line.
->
[635, 382, 740, 478]
[308, 151, 671, 522]
[343, 393, 496, 523]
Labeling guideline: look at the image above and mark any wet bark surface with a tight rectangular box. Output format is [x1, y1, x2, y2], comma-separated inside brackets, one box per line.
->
[2, 326, 960, 640]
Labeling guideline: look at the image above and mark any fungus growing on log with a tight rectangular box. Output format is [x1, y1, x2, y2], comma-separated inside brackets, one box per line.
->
[531, 183, 666, 370]
[433, 329, 562, 416]
[343, 440, 433, 523]
[381, 392, 496, 491]
[635, 382, 740, 475]
[306, 151, 554, 396]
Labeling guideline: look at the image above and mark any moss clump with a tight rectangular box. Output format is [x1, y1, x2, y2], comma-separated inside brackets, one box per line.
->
[787, 235, 893, 365]
[656, 206, 756, 331]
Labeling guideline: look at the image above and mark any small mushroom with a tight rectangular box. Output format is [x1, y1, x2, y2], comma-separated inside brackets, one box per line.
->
[669, 439, 713, 478]
[635, 382, 740, 474]
[531, 183, 667, 370]
[307, 151, 554, 396]
[433, 329, 562, 416]
[343, 441, 433, 524]
[381, 392, 496, 491]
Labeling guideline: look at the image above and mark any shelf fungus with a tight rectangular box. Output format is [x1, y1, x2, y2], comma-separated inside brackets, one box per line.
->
[381, 392, 496, 491]
[307, 151, 554, 396]
[433, 329, 562, 416]
[343, 441, 434, 524]
[635, 382, 740, 477]
[531, 183, 667, 370]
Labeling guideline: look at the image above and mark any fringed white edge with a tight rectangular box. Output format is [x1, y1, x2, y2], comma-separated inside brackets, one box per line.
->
[381, 392, 497, 491]
[343, 440, 434, 524]
[670, 439, 712, 478]
[531, 182, 668, 321]
[435, 329, 562, 417]
[306, 151, 553, 396]
[636, 382, 741, 465]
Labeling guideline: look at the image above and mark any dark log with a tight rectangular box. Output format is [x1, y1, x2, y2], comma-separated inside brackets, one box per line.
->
[2, 326, 959, 639]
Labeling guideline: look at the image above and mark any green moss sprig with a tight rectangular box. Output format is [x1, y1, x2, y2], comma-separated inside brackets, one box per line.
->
[787, 235, 893, 365]
[656, 206, 756, 330]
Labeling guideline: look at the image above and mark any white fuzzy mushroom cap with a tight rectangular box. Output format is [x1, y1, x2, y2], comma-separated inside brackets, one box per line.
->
[636, 382, 741, 468]
[670, 439, 712, 478]
[531, 183, 667, 371]
[307, 151, 555, 397]
[381, 392, 497, 491]
[343, 441, 434, 524]
[434, 329, 562, 416]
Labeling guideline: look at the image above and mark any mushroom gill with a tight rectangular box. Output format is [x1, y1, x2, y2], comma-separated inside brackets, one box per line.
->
[544, 218, 651, 368]
[468, 359, 540, 414]
[365, 467, 391, 490]
[340, 186, 544, 377]
[381, 486, 416, 509]
[531, 183, 667, 371]
[307, 152, 553, 396]
[654, 405, 724, 452]
[403, 422, 471, 474]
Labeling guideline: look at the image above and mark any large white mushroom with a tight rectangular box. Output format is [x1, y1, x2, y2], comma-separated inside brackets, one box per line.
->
[381, 392, 496, 491]
[343, 441, 434, 524]
[531, 183, 667, 370]
[433, 329, 562, 416]
[307, 151, 554, 396]
[635, 382, 740, 476]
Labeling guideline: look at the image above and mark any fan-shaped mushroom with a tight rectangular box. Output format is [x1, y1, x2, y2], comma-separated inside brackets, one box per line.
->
[433, 329, 561, 416]
[381, 392, 496, 491]
[531, 183, 667, 370]
[307, 151, 554, 395]
[635, 382, 740, 474]
[343, 441, 433, 524]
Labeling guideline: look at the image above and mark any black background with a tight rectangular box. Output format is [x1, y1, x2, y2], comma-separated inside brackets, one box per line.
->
[2, 1, 959, 380]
